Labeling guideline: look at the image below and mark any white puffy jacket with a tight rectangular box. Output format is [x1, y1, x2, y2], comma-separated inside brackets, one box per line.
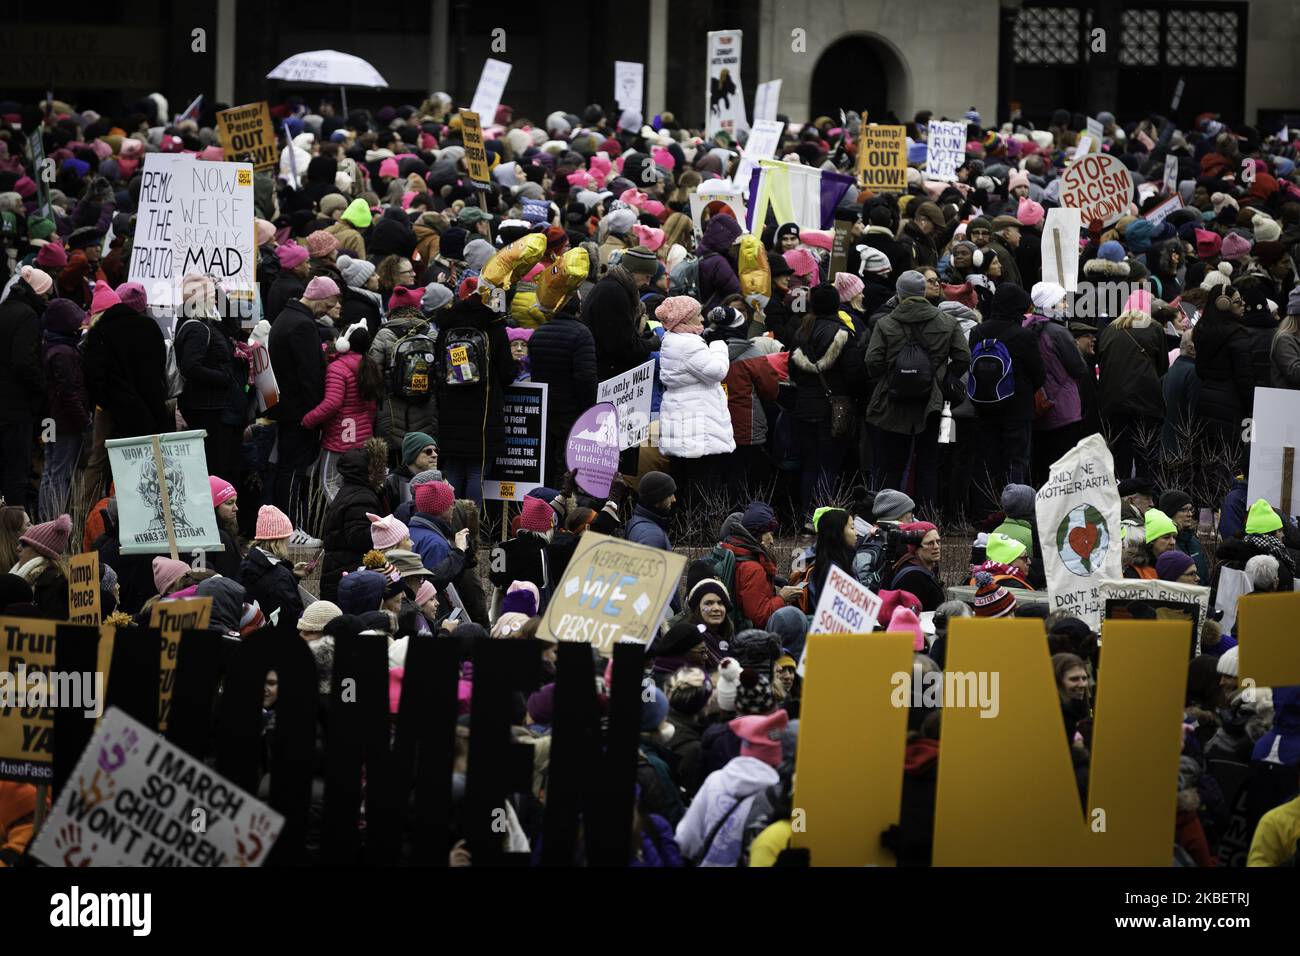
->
[657, 332, 736, 458]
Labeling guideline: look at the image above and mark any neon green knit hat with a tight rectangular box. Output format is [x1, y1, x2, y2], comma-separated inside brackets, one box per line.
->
[1245, 498, 1283, 535]
[341, 197, 373, 229]
[1144, 507, 1177, 542]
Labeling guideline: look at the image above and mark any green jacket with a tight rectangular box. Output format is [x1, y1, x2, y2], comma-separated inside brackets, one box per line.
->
[864, 296, 971, 435]
[1177, 527, 1209, 584]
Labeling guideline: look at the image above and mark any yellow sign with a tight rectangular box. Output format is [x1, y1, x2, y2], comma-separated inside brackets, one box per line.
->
[449, 346, 469, 367]
[217, 101, 278, 172]
[0, 616, 60, 782]
[499, 481, 516, 499]
[68, 552, 101, 626]
[150, 597, 212, 732]
[1236, 592, 1300, 686]
[857, 124, 908, 191]
[461, 110, 491, 188]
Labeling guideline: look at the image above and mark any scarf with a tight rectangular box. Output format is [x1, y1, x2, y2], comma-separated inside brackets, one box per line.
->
[1244, 532, 1295, 572]
[10, 556, 49, 583]
[350, 285, 384, 312]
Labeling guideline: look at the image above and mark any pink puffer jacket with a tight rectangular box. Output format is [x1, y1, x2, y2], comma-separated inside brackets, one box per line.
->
[302, 350, 377, 452]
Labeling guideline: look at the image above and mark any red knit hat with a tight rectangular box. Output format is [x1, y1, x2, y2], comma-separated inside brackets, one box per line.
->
[387, 285, 424, 311]
[518, 496, 555, 533]
[972, 570, 1017, 618]
[413, 481, 455, 517]
[728, 710, 789, 767]
[20, 514, 72, 560]
[255, 505, 293, 540]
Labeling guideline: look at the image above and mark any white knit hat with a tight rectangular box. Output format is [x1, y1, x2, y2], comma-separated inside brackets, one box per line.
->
[1216, 645, 1239, 678]
[714, 658, 742, 711]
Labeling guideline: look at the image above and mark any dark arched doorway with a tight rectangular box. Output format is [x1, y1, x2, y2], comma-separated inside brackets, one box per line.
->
[809, 34, 908, 125]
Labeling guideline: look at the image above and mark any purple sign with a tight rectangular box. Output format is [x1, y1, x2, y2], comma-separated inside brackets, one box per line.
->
[566, 402, 621, 498]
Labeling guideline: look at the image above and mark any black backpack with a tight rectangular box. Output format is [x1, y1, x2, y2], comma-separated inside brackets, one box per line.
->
[439, 326, 490, 386]
[888, 322, 934, 401]
[388, 325, 437, 401]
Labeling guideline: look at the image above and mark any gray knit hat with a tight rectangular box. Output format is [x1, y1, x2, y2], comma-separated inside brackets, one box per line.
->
[896, 270, 927, 298]
[872, 489, 916, 522]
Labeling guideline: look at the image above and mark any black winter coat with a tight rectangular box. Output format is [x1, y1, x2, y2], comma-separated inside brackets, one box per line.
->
[790, 315, 865, 422]
[583, 268, 657, 381]
[266, 271, 306, 324]
[1193, 315, 1255, 427]
[81, 303, 171, 438]
[174, 316, 239, 416]
[434, 297, 516, 460]
[0, 284, 45, 423]
[239, 547, 303, 625]
[1241, 313, 1277, 389]
[857, 227, 913, 281]
[529, 311, 598, 449]
[340, 286, 384, 339]
[319, 447, 382, 602]
[268, 299, 327, 426]
[968, 315, 1046, 422]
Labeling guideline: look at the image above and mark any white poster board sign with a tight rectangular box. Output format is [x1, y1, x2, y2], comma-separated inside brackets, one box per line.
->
[1042, 206, 1082, 293]
[1072, 135, 1094, 161]
[689, 191, 747, 239]
[597, 360, 654, 450]
[469, 58, 512, 123]
[1060, 152, 1134, 227]
[1163, 154, 1179, 194]
[753, 79, 782, 123]
[733, 117, 784, 191]
[797, 564, 883, 676]
[1143, 194, 1183, 227]
[1034, 433, 1123, 631]
[106, 430, 223, 554]
[614, 61, 644, 115]
[129, 153, 256, 309]
[925, 120, 967, 182]
[1098, 578, 1210, 648]
[1247, 387, 1300, 514]
[1086, 116, 1104, 142]
[706, 30, 749, 140]
[31, 707, 284, 867]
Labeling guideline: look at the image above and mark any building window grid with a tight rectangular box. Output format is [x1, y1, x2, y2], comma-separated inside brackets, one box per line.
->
[1013, 7, 1081, 65]
[1120, 9, 1162, 66]
[1016, 3, 1241, 70]
[1166, 9, 1239, 68]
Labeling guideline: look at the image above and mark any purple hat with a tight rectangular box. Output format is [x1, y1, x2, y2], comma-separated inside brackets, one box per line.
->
[1155, 550, 1197, 582]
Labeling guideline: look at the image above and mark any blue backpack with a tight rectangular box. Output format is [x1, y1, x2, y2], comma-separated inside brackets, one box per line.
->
[967, 337, 1015, 405]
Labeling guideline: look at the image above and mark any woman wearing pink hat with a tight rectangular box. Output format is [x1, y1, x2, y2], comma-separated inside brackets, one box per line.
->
[239, 505, 310, 625]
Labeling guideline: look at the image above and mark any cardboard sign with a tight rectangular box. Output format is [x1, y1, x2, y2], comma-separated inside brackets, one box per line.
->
[857, 125, 907, 191]
[733, 117, 784, 192]
[925, 120, 967, 182]
[1247, 387, 1300, 514]
[460, 110, 490, 189]
[245, 328, 279, 412]
[106, 431, 222, 555]
[688, 190, 747, 238]
[216, 101, 277, 172]
[1163, 154, 1179, 194]
[1143, 194, 1183, 227]
[540, 532, 686, 656]
[68, 552, 101, 626]
[1041, 206, 1081, 293]
[0, 617, 60, 782]
[797, 564, 883, 677]
[30, 707, 284, 867]
[128, 153, 257, 308]
[565, 403, 621, 497]
[1086, 115, 1105, 143]
[1034, 433, 1123, 631]
[706, 30, 749, 140]
[614, 61, 643, 114]
[1059, 152, 1133, 227]
[483, 382, 548, 502]
[1099, 578, 1209, 654]
[469, 58, 512, 123]
[597, 361, 654, 450]
[753, 79, 782, 124]
[151, 597, 212, 733]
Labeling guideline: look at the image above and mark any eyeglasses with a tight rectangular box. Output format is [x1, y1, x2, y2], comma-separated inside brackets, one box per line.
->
[422, 447, 436, 457]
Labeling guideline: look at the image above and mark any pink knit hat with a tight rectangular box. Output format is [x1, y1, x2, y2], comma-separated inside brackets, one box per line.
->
[1123, 287, 1153, 315]
[783, 248, 818, 280]
[19, 514, 71, 560]
[800, 229, 833, 252]
[90, 280, 121, 315]
[886, 606, 926, 651]
[1017, 198, 1045, 227]
[631, 224, 665, 251]
[115, 282, 148, 312]
[19, 266, 52, 296]
[1008, 168, 1030, 192]
[414, 481, 455, 517]
[379, 157, 400, 179]
[387, 285, 423, 310]
[413, 581, 436, 606]
[728, 710, 789, 767]
[209, 475, 237, 507]
[305, 230, 339, 259]
[518, 496, 555, 533]
[255, 505, 293, 540]
[35, 243, 67, 269]
[152, 556, 190, 596]
[276, 242, 309, 269]
[1195, 229, 1222, 258]
[655, 295, 702, 331]
[303, 276, 340, 300]
[254, 218, 276, 247]
[1221, 232, 1252, 261]
[833, 272, 864, 302]
[368, 512, 410, 550]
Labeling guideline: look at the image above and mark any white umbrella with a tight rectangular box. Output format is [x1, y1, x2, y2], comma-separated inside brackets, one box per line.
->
[267, 50, 388, 115]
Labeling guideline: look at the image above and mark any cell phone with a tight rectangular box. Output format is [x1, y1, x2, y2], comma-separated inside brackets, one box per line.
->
[304, 549, 325, 572]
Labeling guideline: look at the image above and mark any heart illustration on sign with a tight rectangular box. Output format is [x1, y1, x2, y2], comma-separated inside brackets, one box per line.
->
[1068, 523, 1099, 559]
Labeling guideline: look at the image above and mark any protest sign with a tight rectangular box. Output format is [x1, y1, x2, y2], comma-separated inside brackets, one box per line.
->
[1035, 433, 1123, 631]
[1071, 135, 1094, 161]
[1143, 194, 1183, 227]
[1247, 387, 1300, 514]
[1099, 578, 1208, 654]
[597, 361, 654, 450]
[540, 532, 686, 656]
[857, 124, 907, 191]
[0, 617, 61, 782]
[614, 61, 643, 114]
[27, 129, 51, 219]
[565, 403, 621, 498]
[797, 564, 883, 677]
[68, 552, 101, 627]
[245, 330, 279, 413]
[706, 30, 749, 140]
[128, 153, 256, 309]
[1041, 206, 1081, 293]
[829, 214, 853, 278]
[469, 58, 512, 123]
[1163, 154, 1179, 194]
[1059, 152, 1134, 227]
[216, 101, 277, 171]
[925, 120, 967, 182]
[106, 431, 222, 556]
[688, 189, 746, 237]
[733, 117, 784, 191]
[483, 382, 548, 502]
[753, 79, 782, 123]
[1086, 115, 1104, 143]
[151, 597, 212, 732]
[460, 110, 490, 190]
[31, 706, 284, 867]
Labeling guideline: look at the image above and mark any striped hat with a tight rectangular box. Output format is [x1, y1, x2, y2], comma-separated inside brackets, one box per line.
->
[972, 570, 1017, 618]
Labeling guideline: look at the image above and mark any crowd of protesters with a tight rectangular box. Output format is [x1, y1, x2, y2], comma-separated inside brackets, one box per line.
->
[0, 87, 1298, 868]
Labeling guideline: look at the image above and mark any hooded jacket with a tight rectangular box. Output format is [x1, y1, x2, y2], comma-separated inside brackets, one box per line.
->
[41, 312, 91, 432]
[864, 296, 971, 435]
[239, 547, 302, 626]
[791, 315, 860, 424]
[434, 296, 516, 460]
[368, 308, 438, 451]
[967, 285, 1045, 422]
[529, 308, 598, 455]
[174, 314, 240, 416]
[718, 516, 787, 628]
[697, 215, 743, 311]
[81, 302, 171, 438]
[674, 754, 779, 866]
[658, 331, 735, 458]
[626, 503, 672, 552]
[319, 445, 384, 601]
[723, 336, 781, 446]
[196, 575, 246, 635]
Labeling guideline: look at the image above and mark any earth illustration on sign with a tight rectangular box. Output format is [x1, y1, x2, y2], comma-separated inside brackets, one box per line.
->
[1056, 504, 1109, 576]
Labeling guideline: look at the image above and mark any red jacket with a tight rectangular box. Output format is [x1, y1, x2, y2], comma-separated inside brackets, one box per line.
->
[723, 347, 781, 446]
[302, 351, 376, 452]
[720, 537, 787, 628]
